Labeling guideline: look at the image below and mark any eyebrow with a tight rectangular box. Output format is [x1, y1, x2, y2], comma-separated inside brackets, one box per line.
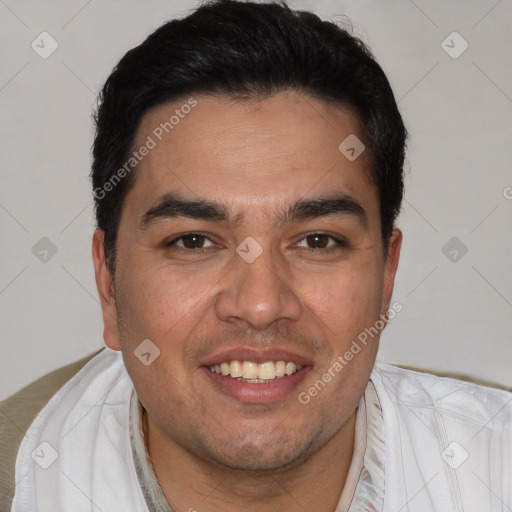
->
[138, 191, 367, 230]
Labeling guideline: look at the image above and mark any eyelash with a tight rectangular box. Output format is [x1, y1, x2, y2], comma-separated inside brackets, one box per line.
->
[163, 232, 348, 253]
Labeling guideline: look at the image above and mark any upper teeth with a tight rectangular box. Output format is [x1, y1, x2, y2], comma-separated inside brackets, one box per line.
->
[208, 360, 303, 380]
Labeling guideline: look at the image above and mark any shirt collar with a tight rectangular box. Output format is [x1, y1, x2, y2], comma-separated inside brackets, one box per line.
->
[130, 378, 385, 512]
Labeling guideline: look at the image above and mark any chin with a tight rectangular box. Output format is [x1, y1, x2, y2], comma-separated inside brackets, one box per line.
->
[204, 431, 316, 474]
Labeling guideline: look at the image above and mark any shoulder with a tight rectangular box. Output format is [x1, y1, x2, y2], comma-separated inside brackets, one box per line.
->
[372, 361, 512, 427]
[0, 349, 104, 512]
[370, 362, 512, 506]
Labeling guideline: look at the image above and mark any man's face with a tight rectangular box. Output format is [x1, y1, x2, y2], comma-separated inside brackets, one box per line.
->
[94, 90, 401, 472]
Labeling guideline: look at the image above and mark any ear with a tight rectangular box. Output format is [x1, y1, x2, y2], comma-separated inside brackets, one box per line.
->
[380, 227, 402, 317]
[92, 229, 122, 351]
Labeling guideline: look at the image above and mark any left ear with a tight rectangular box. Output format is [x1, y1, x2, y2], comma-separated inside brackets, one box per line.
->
[380, 227, 402, 317]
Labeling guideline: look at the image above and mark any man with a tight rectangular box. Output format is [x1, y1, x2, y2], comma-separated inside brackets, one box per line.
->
[1, 1, 511, 511]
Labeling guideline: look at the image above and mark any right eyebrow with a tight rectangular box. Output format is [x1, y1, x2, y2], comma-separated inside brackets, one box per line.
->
[139, 193, 232, 230]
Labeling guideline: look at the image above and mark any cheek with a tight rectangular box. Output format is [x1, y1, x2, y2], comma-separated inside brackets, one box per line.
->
[119, 268, 219, 345]
[125, 271, 182, 317]
[303, 260, 382, 337]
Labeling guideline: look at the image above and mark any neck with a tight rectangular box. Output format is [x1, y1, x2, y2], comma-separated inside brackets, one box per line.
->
[143, 405, 358, 512]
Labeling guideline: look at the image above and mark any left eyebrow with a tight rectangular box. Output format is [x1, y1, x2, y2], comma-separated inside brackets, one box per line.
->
[279, 194, 367, 227]
[138, 191, 367, 230]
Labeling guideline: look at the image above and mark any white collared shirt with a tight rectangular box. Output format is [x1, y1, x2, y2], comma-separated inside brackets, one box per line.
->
[10, 348, 512, 512]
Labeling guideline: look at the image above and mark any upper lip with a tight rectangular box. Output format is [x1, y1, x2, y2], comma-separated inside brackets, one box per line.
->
[199, 347, 313, 367]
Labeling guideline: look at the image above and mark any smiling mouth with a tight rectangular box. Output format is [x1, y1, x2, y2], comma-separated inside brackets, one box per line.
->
[207, 360, 303, 383]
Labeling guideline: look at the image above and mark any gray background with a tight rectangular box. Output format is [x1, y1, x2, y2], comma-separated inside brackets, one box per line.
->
[1, 0, 511, 401]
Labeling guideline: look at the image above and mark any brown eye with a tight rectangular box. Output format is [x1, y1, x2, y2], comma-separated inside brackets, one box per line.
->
[297, 233, 345, 250]
[306, 234, 329, 249]
[166, 233, 215, 250]
[181, 234, 206, 249]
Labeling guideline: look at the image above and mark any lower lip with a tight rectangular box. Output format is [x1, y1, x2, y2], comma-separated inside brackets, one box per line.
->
[201, 366, 311, 403]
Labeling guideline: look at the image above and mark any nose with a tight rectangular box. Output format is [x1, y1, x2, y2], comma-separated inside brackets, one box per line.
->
[215, 247, 303, 330]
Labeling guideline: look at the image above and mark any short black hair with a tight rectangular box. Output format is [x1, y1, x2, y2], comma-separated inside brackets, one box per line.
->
[91, 0, 407, 275]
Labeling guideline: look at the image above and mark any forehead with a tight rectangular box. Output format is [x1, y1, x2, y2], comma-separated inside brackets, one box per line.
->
[125, 90, 377, 223]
